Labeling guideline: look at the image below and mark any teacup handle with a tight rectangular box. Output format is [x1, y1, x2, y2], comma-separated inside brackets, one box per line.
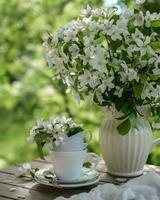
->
[84, 152, 99, 171]
[83, 131, 92, 149]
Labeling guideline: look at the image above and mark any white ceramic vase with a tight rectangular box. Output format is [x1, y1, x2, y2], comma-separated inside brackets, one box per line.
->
[99, 108, 160, 177]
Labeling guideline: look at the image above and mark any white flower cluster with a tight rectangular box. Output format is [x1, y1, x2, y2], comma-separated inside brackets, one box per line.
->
[28, 117, 83, 146]
[136, 0, 146, 5]
[43, 5, 160, 113]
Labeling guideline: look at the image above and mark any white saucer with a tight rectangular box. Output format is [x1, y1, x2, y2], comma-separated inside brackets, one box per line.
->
[34, 167, 99, 188]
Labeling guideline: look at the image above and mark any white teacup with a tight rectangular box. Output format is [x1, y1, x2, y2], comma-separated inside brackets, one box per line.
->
[51, 132, 92, 152]
[47, 151, 99, 182]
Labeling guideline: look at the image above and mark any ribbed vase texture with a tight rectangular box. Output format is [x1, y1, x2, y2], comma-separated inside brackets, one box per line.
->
[99, 117, 152, 177]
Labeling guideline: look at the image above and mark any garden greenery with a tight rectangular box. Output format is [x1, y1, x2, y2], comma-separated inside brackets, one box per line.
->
[44, 2, 160, 135]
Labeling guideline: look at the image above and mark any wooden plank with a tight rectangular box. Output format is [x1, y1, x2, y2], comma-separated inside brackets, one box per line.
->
[2, 158, 159, 175]
[1, 160, 160, 190]
[1, 160, 160, 200]
[0, 160, 53, 175]
[0, 166, 107, 199]
[0, 166, 19, 175]
[95, 160, 107, 173]
[0, 170, 98, 194]
[0, 170, 106, 189]
[0, 182, 93, 200]
[0, 196, 14, 200]
[0, 172, 36, 189]
[3, 158, 158, 175]
[0, 163, 120, 187]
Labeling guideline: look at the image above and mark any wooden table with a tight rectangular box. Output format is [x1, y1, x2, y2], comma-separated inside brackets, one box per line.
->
[0, 159, 160, 200]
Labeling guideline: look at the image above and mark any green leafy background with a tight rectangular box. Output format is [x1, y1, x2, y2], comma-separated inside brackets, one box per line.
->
[0, 0, 159, 168]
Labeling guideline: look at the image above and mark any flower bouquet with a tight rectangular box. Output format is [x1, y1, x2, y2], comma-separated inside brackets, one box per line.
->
[28, 117, 85, 159]
[43, 2, 160, 135]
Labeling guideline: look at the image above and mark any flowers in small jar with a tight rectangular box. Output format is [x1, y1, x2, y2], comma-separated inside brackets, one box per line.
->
[27, 117, 84, 158]
[43, 3, 160, 135]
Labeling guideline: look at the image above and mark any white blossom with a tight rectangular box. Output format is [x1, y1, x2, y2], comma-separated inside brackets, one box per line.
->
[80, 47, 94, 65]
[81, 5, 92, 16]
[155, 56, 160, 68]
[44, 6, 160, 113]
[136, 0, 146, 5]
[134, 12, 144, 27]
[132, 30, 151, 56]
[88, 20, 99, 33]
[127, 44, 138, 57]
[141, 83, 160, 100]
[22, 163, 31, 170]
[16, 163, 31, 177]
[121, 62, 139, 82]
[69, 44, 79, 55]
[114, 86, 123, 98]
[145, 11, 160, 27]
[83, 35, 94, 47]
[123, 7, 134, 18]
[28, 117, 83, 148]
[153, 68, 160, 75]
[95, 88, 104, 104]
[100, 77, 115, 93]
[79, 70, 96, 88]
[63, 29, 77, 42]
[135, 36, 150, 47]
[149, 55, 160, 66]
[107, 24, 122, 41]
[63, 20, 79, 42]
[88, 45, 107, 70]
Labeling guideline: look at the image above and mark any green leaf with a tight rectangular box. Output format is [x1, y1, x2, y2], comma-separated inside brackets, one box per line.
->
[148, 73, 160, 81]
[77, 31, 84, 43]
[93, 92, 99, 104]
[111, 40, 122, 51]
[139, 74, 147, 83]
[37, 142, 45, 159]
[121, 103, 131, 114]
[100, 101, 110, 107]
[96, 35, 105, 44]
[63, 42, 71, 54]
[116, 112, 131, 120]
[117, 118, 131, 135]
[151, 20, 160, 27]
[132, 81, 144, 98]
[157, 78, 160, 85]
[129, 113, 138, 129]
[30, 171, 35, 178]
[68, 127, 83, 137]
[34, 132, 48, 144]
[149, 41, 160, 50]
[114, 98, 124, 112]
[111, 15, 119, 21]
[128, 19, 135, 33]
[34, 132, 48, 159]
[30, 168, 39, 179]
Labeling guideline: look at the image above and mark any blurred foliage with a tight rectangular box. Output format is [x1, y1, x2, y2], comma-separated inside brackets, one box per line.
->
[0, 0, 103, 168]
[0, 0, 159, 168]
[119, 0, 160, 12]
